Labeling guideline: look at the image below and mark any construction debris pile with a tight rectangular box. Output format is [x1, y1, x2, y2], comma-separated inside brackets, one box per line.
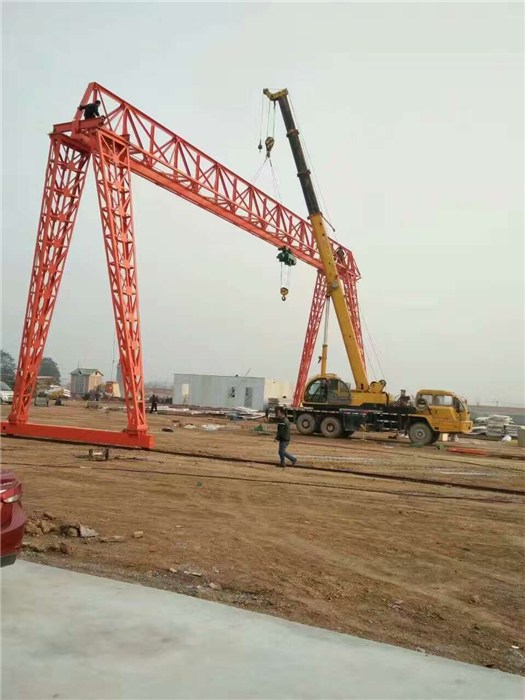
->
[486, 415, 519, 439]
[154, 406, 266, 421]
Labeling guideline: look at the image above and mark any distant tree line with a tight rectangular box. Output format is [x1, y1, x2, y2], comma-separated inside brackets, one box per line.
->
[39, 357, 61, 383]
[0, 351, 16, 386]
[0, 350, 61, 387]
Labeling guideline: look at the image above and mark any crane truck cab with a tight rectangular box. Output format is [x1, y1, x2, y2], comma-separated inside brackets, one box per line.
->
[408, 390, 472, 445]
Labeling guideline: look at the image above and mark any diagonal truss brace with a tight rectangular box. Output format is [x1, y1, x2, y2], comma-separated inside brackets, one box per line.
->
[293, 271, 328, 406]
[92, 131, 147, 435]
[7, 137, 90, 423]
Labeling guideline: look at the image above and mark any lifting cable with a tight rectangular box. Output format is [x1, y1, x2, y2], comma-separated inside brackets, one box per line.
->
[258, 97, 276, 157]
[269, 159, 282, 201]
[257, 92, 264, 153]
[361, 312, 386, 380]
[363, 346, 378, 382]
[289, 96, 336, 232]
[280, 255, 293, 300]
[253, 96, 270, 183]
[285, 97, 385, 377]
[250, 158, 268, 184]
[276, 246, 296, 301]
[256, 93, 294, 301]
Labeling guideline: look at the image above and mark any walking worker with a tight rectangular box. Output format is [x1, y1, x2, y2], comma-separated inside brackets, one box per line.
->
[275, 406, 297, 468]
[150, 393, 159, 414]
[77, 100, 102, 119]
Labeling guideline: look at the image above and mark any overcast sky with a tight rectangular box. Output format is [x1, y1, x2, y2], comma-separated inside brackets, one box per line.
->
[2, 2, 523, 405]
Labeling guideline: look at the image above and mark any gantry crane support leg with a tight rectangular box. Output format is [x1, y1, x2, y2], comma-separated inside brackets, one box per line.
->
[293, 270, 365, 404]
[92, 131, 148, 439]
[341, 271, 366, 368]
[2, 131, 153, 448]
[5, 137, 90, 426]
[293, 271, 327, 406]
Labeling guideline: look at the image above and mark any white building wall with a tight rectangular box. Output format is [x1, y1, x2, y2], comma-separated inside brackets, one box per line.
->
[263, 378, 293, 404]
[173, 374, 291, 410]
[116, 363, 124, 399]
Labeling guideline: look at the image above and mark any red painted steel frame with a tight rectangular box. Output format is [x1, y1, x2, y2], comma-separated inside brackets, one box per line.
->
[92, 130, 147, 435]
[293, 271, 327, 406]
[8, 138, 90, 422]
[1, 423, 152, 449]
[74, 82, 364, 365]
[80, 81, 365, 385]
[2, 125, 153, 449]
[3, 83, 364, 449]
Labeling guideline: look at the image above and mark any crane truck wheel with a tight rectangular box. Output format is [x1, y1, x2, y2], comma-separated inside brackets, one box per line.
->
[320, 416, 344, 439]
[296, 413, 317, 435]
[408, 422, 434, 446]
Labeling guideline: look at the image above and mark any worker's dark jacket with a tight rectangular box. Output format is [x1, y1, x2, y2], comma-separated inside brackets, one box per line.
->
[276, 417, 291, 442]
[80, 103, 100, 119]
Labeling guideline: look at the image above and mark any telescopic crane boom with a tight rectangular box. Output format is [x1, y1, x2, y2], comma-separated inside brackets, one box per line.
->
[264, 88, 388, 405]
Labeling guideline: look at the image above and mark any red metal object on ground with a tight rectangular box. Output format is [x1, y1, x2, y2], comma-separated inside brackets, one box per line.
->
[3, 83, 363, 449]
[447, 447, 489, 456]
[0, 471, 26, 567]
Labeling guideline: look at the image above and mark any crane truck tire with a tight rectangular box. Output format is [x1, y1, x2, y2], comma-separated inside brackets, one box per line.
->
[408, 422, 434, 446]
[295, 413, 316, 435]
[320, 416, 344, 439]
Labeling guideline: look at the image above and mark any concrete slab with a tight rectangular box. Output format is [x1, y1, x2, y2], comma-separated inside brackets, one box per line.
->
[1, 562, 522, 699]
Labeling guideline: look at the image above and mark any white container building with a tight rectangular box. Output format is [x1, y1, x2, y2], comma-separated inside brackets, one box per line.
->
[172, 373, 292, 411]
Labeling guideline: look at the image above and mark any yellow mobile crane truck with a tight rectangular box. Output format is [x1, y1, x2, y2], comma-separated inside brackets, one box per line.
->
[264, 88, 472, 446]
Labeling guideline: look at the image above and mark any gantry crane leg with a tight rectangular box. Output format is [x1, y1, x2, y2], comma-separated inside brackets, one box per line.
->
[92, 131, 149, 441]
[3, 131, 153, 448]
[340, 270, 366, 368]
[6, 137, 91, 426]
[293, 271, 327, 406]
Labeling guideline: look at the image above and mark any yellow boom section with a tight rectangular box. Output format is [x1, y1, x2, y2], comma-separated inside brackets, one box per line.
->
[309, 213, 369, 390]
[264, 88, 369, 391]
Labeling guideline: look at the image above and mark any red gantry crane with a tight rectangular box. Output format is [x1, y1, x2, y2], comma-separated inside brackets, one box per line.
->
[1, 83, 364, 449]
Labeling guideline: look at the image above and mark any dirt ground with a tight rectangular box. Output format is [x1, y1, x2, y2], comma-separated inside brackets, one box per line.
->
[2, 402, 524, 675]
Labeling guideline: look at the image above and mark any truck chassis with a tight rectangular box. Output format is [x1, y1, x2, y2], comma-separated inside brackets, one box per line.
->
[268, 405, 445, 446]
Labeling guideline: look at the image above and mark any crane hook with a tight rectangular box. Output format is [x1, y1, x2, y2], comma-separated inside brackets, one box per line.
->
[280, 286, 289, 302]
[265, 136, 275, 158]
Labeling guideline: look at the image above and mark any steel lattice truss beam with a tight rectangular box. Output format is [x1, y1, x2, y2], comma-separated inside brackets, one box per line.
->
[80, 85, 360, 275]
[73, 82, 364, 362]
[2, 83, 365, 449]
[93, 131, 147, 435]
[293, 271, 328, 406]
[9, 138, 90, 423]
